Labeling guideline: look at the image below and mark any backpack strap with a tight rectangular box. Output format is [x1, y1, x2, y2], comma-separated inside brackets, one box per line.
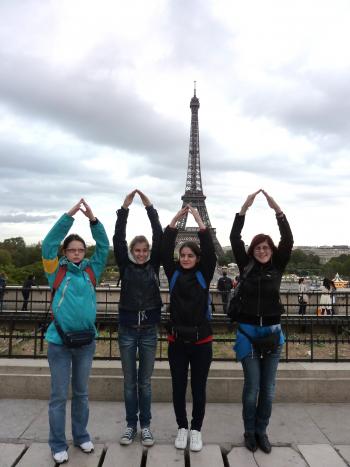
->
[195, 271, 207, 289]
[52, 265, 68, 300]
[85, 265, 96, 288]
[169, 269, 181, 293]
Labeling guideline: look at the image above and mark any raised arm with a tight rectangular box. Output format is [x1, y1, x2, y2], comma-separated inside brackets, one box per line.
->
[137, 190, 163, 267]
[113, 191, 136, 271]
[161, 207, 188, 279]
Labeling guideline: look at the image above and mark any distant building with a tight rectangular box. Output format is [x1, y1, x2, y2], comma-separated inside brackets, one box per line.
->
[294, 245, 350, 264]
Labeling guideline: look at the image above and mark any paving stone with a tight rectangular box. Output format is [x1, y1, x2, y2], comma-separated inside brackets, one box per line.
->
[103, 442, 143, 467]
[298, 444, 347, 467]
[226, 446, 258, 466]
[254, 447, 307, 467]
[64, 444, 104, 467]
[0, 399, 46, 439]
[15, 443, 54, 467]
[146, 444, 185, 466]
[335, 445, 350, 464]
[0, 443, 26, 467]
[189, 444, 224, 467]
[305, 404, 350, 444]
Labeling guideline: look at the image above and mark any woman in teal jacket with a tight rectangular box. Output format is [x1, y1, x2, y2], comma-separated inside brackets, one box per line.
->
[42, 199, 109, 465]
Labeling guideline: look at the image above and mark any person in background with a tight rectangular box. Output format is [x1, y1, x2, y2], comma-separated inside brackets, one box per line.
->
[21, 274, 36, 311]
[161, 205, 216, 452]
[319, 278, 333, 315]
[0, 273, 6, 311]
[217, 267, 233, 313]
[42, 199, 109, 464]
[298, 278, 308, 315]
[113, 190, 162, 447]
[230, 189, 293, 454]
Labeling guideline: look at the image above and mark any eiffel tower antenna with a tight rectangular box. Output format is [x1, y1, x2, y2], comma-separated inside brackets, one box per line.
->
[176, 85, 224, 257]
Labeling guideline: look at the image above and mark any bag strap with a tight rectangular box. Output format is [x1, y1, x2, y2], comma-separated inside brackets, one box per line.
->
[240, 258, 255, 281]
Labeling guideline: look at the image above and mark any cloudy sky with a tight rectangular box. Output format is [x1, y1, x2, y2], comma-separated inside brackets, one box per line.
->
[1, 0, 350, 249]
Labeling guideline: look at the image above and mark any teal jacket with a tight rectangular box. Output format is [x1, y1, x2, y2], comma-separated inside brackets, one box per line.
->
[42, 213, 110, 345]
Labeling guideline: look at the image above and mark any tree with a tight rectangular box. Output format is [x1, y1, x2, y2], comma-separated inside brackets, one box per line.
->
[0, 249, 12, 266]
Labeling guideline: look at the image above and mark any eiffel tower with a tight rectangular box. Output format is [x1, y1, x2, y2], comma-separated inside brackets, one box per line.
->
[176, 84, 224, 257]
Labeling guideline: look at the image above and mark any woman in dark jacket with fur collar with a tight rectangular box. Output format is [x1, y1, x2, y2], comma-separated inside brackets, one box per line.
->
[230, 189, 293, 454]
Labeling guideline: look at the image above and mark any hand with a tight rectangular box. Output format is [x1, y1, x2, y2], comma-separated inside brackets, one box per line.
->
[122, 190, 137, 209]
[239, 190, 261, 215]
[67, 199, 84, 217]
[261, 190, 282, 214]
[188, 204, 205, 229]
[169, 206, 189, 228]
[80, 199, 96, 221]
[136, 189, 151, 207]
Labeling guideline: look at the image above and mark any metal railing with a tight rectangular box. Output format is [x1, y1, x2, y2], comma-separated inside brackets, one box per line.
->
[0, 287, 350, 362]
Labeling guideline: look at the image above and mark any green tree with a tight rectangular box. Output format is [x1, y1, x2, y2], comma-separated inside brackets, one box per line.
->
[0, 249, 12, 266]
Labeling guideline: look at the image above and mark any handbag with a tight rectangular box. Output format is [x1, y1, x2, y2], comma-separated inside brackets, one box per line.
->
[238, 326, 280, 355]
[54, 320, 95, 348]
[227, 259, 254, 322]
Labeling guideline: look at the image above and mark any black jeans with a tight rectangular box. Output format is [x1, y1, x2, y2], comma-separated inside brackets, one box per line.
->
[168, 340, 212, 431]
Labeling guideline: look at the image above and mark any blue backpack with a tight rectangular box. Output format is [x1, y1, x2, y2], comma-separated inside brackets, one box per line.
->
[169, 269, 212, 320]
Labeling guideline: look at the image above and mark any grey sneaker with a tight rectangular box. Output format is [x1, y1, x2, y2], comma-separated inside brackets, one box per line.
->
[141, 426, 155, 446]
[120, 426, 137, 445]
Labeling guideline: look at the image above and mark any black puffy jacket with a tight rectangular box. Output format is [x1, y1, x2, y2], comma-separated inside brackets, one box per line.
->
[230, 212, 293, 326]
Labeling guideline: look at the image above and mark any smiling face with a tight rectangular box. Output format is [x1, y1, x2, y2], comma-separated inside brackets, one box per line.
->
[131, 241, 150, 264]
[253, 240, 273, 264]
[64, 240, 86, 264]
[179, 246, 199, 269]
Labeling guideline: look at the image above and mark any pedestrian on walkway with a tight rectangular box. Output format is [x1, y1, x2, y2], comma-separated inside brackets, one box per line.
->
[0, 272, 6, 311]
[113, 190, 163, 447]
[161, 205, 216, 452]
[298, 277, 308, 315]
[42, 199, 109, 465]
[21, 274, 35, 311]
[230, 189, 293, 454]
[217, 267, 233, 313]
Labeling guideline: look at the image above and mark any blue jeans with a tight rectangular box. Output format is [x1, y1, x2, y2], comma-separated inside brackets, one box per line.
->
[241, 345, 282, 435]
[47, 340, 95, 453]
[118, 325, 158, 428]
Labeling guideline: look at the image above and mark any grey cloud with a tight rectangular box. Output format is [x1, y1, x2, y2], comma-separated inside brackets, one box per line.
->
[0, 214, 55, 223]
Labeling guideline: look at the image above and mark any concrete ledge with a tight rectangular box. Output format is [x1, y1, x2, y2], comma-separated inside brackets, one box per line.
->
[1, 359, 350, 402]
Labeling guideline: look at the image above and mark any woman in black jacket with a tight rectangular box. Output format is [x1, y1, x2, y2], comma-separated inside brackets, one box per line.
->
[161, 204, 216, 452]
[113, 189, 162, 447]
[230, 189, 293, 454]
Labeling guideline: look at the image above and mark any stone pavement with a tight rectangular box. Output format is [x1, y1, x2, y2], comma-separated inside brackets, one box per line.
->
[1, 400, 350, 466]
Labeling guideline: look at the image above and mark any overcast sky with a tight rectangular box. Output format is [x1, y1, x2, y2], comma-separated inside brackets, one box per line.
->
[1, 0, 350, 250]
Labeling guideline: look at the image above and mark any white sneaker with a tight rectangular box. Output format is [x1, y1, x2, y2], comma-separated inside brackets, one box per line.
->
[53, 450, 68, 464]
[79, 441, 94, 453]
[175, 428, 188, 449]
[190, 430, 203, 452]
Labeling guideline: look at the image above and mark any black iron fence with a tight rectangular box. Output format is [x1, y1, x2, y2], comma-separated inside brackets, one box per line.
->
[0, 286, 350, 361]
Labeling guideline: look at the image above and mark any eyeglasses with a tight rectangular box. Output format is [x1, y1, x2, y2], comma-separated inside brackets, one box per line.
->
[65, 248, 86, 254]
[254, 246, 271, 253]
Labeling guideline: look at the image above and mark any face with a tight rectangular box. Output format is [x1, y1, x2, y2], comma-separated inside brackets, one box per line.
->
[253, 240, 272, 264]
[132, 242, 149, 264]
[64, 240, 86, 264]
[179, 247, 199, 269]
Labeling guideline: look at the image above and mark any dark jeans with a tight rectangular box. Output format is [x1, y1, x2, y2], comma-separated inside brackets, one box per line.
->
[220, 292, 230, 313]
[298, 302, 307, 315]
[168, 340, 212, 431]
[241, 345, 282, 435]
[22, 291, 30, 311]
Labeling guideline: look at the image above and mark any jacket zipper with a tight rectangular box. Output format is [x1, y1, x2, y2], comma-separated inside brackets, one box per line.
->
[257, 268, 262, 326]
[56, 277, 70, 315]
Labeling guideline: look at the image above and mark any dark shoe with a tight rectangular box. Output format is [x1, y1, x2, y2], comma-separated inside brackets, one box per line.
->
[256, 433, 272, 453]
[244, 432, 257, 452]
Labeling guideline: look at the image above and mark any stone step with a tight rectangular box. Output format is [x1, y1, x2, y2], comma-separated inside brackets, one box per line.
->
[298, 444, 348, 467]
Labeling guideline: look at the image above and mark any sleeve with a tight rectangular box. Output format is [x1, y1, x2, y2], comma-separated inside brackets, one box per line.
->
[160, 226, 177, 280]
[41, 213, 74, 288]
[146, 205, 163, 269]
[275, 213, 294, 270]
[88, 219, 110, 282]
[198, 228, 217, 284]
[113, 207, 129, 274]
[230, 213, 250, 273]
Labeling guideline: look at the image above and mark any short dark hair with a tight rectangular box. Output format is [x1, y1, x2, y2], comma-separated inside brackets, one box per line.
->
[299, 277, 304, 284]
[62, 234, 86, 251]
[247, 234, 277, 257]
[129, 235, 150, 252]
[179, 241, 201, 258]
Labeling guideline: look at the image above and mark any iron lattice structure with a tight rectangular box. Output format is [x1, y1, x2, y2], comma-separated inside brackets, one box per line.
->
[176, 85, 224, 257]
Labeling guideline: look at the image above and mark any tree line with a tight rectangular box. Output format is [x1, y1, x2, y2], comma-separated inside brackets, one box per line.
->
[0, 237, 349, 285]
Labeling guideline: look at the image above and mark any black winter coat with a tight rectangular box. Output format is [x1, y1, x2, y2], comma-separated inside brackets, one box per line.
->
[113, 205, 162, 313]
[230, 212, 293, 326]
